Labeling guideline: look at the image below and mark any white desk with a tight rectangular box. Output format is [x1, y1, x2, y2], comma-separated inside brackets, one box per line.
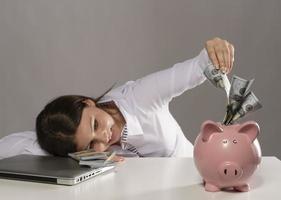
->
[0, 157, 280, 199]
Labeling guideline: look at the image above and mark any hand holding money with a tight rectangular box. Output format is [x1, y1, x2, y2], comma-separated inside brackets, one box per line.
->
[205, 37, 234, 74]
[204, 64, 231, 97]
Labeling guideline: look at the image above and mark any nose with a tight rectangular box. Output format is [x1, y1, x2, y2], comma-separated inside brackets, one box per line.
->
[95, 130, 109, 143]
[218, 162, 243, 181]
[96, 122, 112, 143]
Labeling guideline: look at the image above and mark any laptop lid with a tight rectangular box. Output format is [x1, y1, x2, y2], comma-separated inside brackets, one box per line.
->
[0, 154, 114, 185]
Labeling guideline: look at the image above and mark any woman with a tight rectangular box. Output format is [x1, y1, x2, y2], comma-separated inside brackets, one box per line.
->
[36, 37, 234, 157]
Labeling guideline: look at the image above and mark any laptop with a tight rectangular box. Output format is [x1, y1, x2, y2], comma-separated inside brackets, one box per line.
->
[0, 154, 115, 185]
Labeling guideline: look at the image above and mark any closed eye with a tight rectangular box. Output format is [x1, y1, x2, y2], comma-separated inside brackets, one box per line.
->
[87, 117, 97, 150]
[94, 119, 98, 131]
[91, 117, 98, 132]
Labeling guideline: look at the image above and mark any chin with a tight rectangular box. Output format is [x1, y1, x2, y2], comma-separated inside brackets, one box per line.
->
[109, 139, 117, 146]
[110, 131, 120, 145]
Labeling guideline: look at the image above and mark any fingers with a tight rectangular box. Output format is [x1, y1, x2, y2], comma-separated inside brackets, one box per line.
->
[224, 43, 231, 73]
[112, 155, 125, 162]
[214, 44, 227, 73]
[228, 43, 235, 70]
[93, 142, 108, 152]
[205, 45, 219, 69]
[205, 37, 234, 74]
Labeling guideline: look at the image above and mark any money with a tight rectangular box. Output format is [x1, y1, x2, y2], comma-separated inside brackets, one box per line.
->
[231, 91, 262, 123]
[223, 76, 255, 125]
[68, 149, 117, 168]
[204, 64, 231, 98]
[228, 75, 254, 110]
[204, 64, 262, 125]
[68, 149, 111, 160]
[79, 159, 115, 168]
[222, 105, 235, 125]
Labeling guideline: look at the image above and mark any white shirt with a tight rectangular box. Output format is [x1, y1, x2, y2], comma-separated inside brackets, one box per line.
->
[0, 131, 49, 160]
[100, 48, 211, 157]
[0, 48, 211, 159]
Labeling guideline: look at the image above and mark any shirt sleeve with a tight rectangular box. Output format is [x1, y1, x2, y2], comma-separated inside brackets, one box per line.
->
[0, 131, 49, 159]
[129, 48, 212, 110]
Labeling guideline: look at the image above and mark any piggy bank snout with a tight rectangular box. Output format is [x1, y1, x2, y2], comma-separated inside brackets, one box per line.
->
[218, 162, 243, 181]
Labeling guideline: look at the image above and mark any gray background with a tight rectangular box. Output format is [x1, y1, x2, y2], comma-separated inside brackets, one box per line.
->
[0, 0, 280, 158]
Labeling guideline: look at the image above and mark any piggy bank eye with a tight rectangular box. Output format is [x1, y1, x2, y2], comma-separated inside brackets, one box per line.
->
[222, 139, 228, 144]
[233, 139, 238, 144]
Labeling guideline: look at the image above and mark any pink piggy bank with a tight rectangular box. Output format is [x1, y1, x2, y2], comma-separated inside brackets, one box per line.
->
[193, 120, 261, 192]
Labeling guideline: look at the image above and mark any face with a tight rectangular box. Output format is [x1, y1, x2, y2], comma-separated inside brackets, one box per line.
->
[75, 99, 121, 152]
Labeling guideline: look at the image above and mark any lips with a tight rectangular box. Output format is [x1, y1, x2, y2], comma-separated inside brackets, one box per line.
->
[107, 126, 113, 143]
[108, 132, 112, 142]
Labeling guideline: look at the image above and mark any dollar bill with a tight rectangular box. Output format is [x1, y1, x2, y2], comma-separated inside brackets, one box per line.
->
[68, 149, 111, 161]
[222, 105, 235, 125]
[204, 64, 230, 98]
[228, 75, 254, 109]
[204, 64, 262, 125]
[223, 76, 254, 125]
[231, 91, 262, 123]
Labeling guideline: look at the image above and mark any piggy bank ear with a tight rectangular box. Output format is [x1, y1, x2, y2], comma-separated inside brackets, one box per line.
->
[238, 121, 260, 143]
[201, 120, 223, 142]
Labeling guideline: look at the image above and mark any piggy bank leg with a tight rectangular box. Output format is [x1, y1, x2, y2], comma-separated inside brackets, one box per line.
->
[204, 182, 221, 192]
[234, 184, 250, 192]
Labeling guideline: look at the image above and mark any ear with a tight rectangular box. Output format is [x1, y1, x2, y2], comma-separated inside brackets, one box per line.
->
[83, 99, 96, 107]
[238, 121, 260, 143]
[201, 120, 223, 142]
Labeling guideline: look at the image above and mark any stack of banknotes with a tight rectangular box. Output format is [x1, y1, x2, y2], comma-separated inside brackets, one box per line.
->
[204, 64, 262, 125]
[68, 149, 117, 168]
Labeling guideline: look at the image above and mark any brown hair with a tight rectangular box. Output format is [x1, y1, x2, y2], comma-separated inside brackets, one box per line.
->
[36, 86, 116, 156]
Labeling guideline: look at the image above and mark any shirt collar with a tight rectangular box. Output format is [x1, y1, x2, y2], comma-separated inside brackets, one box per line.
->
[98, 97, 144, 137]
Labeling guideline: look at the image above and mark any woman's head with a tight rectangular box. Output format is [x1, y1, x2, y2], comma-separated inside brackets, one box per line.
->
[36, 95, 90, 156]
[36, 93, 122, 156]
[74, 99, 122, 152]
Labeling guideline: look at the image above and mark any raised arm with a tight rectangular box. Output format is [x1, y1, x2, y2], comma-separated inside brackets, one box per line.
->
[130, 48, 210, 110]
[129, 38, 234, 110]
